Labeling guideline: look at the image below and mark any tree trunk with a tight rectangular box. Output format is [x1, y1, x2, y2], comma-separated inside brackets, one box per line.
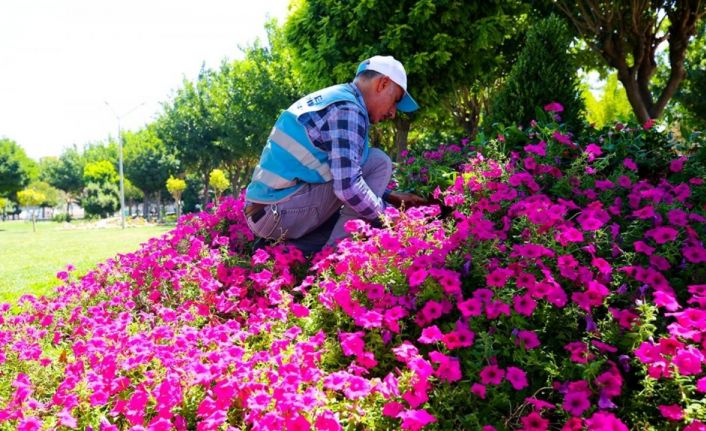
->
[157, 190, 163, 223]
[202, 169, 210, 207]
[393, 116, 412, 163]
[143, 194, 150, 220]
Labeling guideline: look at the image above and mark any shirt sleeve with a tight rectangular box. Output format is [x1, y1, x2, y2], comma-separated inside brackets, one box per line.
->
[322, 103, 387, 220]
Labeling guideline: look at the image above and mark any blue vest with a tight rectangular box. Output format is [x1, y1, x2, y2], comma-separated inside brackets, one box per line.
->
[245, 84, 370, 204]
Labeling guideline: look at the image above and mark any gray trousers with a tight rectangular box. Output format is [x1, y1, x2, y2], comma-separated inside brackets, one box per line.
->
[246, 148, 392, 247]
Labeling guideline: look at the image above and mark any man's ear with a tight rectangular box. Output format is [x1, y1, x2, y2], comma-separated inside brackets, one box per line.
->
[374, 75, 390, 93]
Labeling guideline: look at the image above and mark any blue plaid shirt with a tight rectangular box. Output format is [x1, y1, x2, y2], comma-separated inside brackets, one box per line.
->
[299, 83, 387, 220]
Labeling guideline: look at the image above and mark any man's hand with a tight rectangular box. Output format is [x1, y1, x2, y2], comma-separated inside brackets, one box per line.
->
[386, 191, 428, 208]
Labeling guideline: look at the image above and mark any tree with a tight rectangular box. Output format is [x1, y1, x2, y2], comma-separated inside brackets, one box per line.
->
[209, 169, 229, 202]
[673, 19, 706, 130]
[284, 0, 532, 157]
[17, 188, 45, 232]
[123, 126, 178, 220]
[166, 176, 186, 220]
[81, 160, 119, 218]
[211, 24, 301, 193]
[488, 15, 585, 131]
[0, 138, 36, 198]
[157, 69, 222, 207]
[556, 0, 706, 123]
[583, 72, 635, 128]
[42, 147, 84, 216]
[28, 181, 62, 219]
[123, 179, 144, 216]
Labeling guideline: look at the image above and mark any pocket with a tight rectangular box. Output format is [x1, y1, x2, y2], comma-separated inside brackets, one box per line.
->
[247, 207, 280, 239]
[278, 206, 320, 239]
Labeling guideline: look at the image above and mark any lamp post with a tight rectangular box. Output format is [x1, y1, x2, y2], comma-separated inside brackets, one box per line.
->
[104, 101, 145, 229]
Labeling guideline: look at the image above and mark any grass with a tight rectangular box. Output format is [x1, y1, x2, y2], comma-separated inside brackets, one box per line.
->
[0, 219, 172, 303]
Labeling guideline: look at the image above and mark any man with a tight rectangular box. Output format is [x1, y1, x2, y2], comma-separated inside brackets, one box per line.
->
[243, 55, 425, 251]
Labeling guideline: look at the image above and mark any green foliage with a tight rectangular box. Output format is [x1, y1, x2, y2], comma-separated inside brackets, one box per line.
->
[123, 126, 178, 196]
[582, 73, 635, 128]
[0, 138, 37, 197]
[157, 69, 222, 184]
[166, 176, 186, 197]
[488, 14, 584, 131]
[673, 20, 706, 130]
[17, 188, 45, 207]
[285, 0, 532, 155]
[83, 160, 118, 185]
[81, 181, 120, 219]
[286, 0, 530, 105]
[42, 147, 85, 196]
[209, 169, 229, 199]
[28, 181, 62, 208]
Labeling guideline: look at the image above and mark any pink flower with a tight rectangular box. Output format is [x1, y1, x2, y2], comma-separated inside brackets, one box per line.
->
[399, 409, 437, 431]
[480, 365, 505, 385]
[458, 297, 483, 317]
[553, 131, 576, 148]
[471, 383, 487, 399]
[670, 156, 687, 172]
[544, 102, 564, 113]
[524, 141, 547, 156]
[343, 375, 371, 400]
[519, 411, 549, 431]
[506, 367, 528, 390]
[286, 414, 311, 431]
[339, 331, 365, 356]
[516, 330, 540, 350]
[513, 294, 537, 317]
[418, 325, 443, 344]
[659, 404, 684, 421]
[585, 412, 628, 431]
[645, 226, 679, 244]
[643, 118, 655, 129]
[623, 158, 638, 171]
[685, 421, 706, 431]
[696, 376, 706, 393]
[672, 346, 704, 375]
[486, 268, 513, 287]
[563, 389, 591, 417]
[314, 411, 342, 431]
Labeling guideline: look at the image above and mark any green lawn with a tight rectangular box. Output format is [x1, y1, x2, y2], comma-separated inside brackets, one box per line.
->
[0, 220, 172, 303]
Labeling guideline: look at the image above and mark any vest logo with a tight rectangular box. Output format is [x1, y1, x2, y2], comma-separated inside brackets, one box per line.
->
[306, 95, 324, 107]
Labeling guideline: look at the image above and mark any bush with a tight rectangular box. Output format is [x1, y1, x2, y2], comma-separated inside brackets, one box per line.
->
[0, 113, 705, 430]
[488, 14, 584, 132]
[52, 213, 72, 223]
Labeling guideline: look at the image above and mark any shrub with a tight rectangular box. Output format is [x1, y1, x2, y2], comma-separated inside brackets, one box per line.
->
[488, 15, 584, 132]
[0, 111, 705, 431]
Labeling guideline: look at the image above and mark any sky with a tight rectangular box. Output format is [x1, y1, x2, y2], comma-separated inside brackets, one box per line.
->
[0, 0, 291, 160]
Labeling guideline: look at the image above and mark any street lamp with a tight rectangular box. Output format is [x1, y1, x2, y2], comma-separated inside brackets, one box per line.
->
[104, 101, 145, 229]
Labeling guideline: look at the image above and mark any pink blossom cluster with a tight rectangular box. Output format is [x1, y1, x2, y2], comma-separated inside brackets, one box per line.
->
[1, 112, 705, 430]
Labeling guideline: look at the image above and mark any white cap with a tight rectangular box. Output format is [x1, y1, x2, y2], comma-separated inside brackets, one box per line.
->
[356, 55, 419, 112]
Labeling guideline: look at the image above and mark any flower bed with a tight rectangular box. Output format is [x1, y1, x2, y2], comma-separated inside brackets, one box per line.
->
[1, 108, 705, 430]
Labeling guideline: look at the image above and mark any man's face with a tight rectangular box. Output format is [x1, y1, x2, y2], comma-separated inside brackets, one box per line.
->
[368, 76, 405, 124]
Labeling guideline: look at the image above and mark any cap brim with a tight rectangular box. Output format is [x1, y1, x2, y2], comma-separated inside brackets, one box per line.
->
[397, 92, 419, 112]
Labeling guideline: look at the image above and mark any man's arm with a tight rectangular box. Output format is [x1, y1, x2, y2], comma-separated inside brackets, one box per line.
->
[325, 105, 387, 220]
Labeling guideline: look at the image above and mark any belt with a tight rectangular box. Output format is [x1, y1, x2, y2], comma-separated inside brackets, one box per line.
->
[244, 202, 267, 222]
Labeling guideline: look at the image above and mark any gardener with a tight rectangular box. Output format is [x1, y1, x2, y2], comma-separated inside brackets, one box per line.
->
[243, 55, 426, 251]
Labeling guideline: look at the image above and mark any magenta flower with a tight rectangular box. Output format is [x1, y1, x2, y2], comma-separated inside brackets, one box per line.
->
[645, 226, 679, 244]
[658, 404, 684, 421]
[519, 411, 549, 431]
[585, 412, 628, 431]
[516, 330, 541, 350]
[480, 365, 505, 385]
[544, 102, 564, 113]
[399, 409, 437, 431]
[506, 367, 528, 390]
[471, 383, 487, 399]
[314, 411, 342, 431]
[623, 158, 638, 171]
